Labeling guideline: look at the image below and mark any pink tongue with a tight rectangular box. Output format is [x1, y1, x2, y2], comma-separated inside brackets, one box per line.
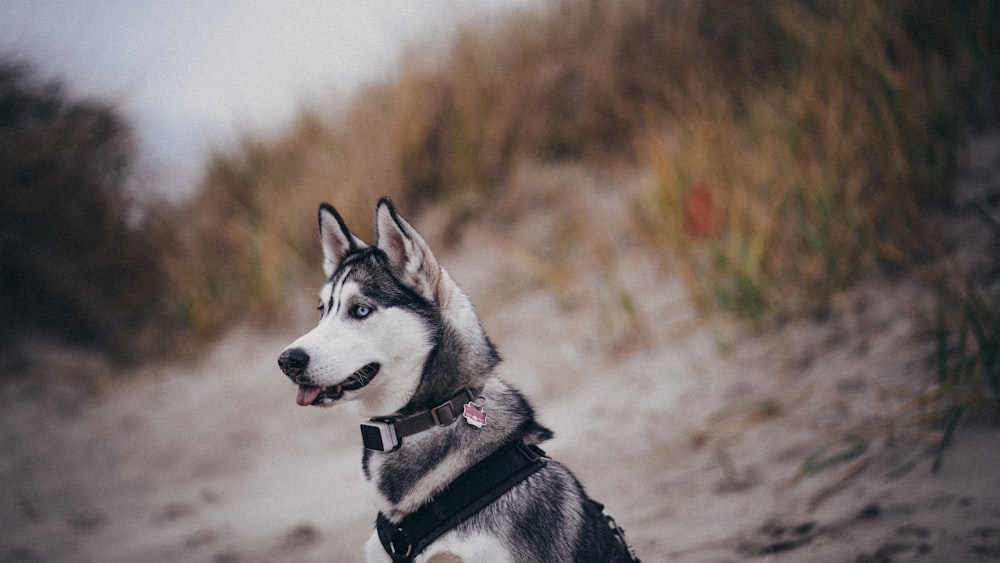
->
[296, 385, 322, 406]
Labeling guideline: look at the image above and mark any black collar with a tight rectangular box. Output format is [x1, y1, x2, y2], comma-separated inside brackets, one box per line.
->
[360, 388, 475, 451]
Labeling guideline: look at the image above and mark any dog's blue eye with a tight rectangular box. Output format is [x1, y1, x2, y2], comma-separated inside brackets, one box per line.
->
[350, 304, 373, 319]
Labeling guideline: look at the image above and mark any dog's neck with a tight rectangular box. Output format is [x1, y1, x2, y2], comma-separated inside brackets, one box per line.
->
[403, 300, 500, 415]
[360, 377, 552, 521]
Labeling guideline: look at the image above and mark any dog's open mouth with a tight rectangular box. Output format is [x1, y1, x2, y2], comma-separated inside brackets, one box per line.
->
[296, 362, 381, 406]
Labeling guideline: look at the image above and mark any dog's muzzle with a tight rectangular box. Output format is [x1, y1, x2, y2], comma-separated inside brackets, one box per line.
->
[278, 348, 381, 407]
[278, 347, 310, 380]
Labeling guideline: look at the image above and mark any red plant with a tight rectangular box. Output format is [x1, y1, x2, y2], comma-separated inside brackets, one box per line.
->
[684, 182, 718, 238]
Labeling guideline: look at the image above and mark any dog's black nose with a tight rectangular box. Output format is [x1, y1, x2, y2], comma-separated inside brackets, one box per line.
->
[278, 348, 310, 379]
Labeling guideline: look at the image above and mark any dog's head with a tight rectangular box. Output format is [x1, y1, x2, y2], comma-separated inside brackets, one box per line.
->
[277, 198, 494, 418]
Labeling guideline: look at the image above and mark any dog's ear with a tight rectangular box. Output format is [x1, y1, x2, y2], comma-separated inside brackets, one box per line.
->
[375, 197, 441, 303]
[318, 203, 366, 278]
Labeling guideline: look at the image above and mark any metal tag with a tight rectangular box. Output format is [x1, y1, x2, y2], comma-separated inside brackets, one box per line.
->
[462, 401, 487, 428]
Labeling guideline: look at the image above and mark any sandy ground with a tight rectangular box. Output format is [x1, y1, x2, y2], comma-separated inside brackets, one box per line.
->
[2, 134, 999, 562]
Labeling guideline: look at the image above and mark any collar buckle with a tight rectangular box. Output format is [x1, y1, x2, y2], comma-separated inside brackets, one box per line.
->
[430, 388, 472, 426]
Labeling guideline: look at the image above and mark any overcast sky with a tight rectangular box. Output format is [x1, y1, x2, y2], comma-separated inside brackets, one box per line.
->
[0, 1, 535, 199]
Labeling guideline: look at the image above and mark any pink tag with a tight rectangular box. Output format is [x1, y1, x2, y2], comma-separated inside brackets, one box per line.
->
[462, 401, 487, 428]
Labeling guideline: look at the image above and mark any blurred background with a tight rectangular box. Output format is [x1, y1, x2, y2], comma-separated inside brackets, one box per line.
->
[2, 1, 1000, 559]
[2, 0, 998, 364]
[0, 0, 533, 358]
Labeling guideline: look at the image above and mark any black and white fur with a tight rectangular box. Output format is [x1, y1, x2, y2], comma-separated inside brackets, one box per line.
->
[278, 198, 635, 562]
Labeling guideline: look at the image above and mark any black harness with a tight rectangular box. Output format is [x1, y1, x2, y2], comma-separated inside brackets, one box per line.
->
[376, 440, 547, 562]
[368, 391, 641, 562]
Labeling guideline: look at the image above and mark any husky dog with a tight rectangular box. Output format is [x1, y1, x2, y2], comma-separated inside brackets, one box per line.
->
[278, 198, 638, 562]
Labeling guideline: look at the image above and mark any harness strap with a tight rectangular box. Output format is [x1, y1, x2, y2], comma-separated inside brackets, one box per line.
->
[376, 440, 547, 562]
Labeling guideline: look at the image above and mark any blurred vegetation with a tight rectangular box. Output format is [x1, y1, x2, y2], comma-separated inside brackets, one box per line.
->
[931, 277, 1000, 469]
[641, 0, 998, 324]
[172, 0, 998, 332]
[155, 0, 1000, 427]
[0, 61, 168, 361]
[2, 0, 998, 385]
